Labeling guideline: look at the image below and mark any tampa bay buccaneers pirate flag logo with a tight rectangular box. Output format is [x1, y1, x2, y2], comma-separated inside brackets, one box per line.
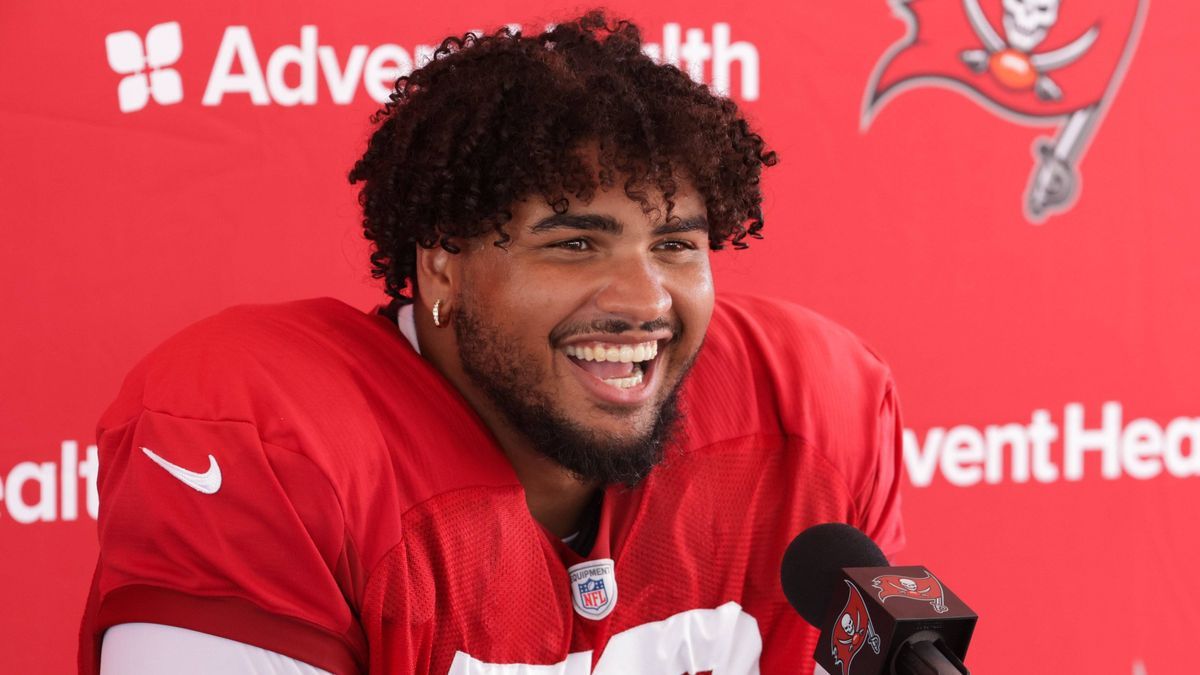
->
[872, 572, 950, 613]
[831, 581, 881, 675]
[862, 0, 1149, 223]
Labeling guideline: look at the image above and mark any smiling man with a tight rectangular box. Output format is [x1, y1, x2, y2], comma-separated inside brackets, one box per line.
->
[417, 183, 714, 538]
[81, 12, 904, 675]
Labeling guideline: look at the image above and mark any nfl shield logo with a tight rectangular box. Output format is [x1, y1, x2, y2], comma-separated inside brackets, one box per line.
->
[568, 558, 618, 620]
[578, 578, 609, 610]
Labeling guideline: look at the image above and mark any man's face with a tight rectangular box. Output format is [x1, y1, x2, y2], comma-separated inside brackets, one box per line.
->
[451, 179, 714, 485]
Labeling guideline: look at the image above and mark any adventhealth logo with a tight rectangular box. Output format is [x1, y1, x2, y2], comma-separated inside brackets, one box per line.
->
[904, 401, 1200, 487]
[105, 22, 184, 113]
[106, 22, 761, 113]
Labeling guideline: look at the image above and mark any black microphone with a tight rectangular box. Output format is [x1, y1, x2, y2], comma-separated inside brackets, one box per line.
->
[780, 523, 977, 675]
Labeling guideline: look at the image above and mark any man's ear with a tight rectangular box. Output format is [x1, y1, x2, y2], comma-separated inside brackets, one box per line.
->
[415, 242, 461, 313]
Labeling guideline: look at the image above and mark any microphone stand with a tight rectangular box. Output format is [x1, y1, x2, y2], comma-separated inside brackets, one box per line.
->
[893, 637, 970, 675]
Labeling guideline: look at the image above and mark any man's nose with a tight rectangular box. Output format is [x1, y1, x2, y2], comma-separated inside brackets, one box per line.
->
[594, 254, 672, 325]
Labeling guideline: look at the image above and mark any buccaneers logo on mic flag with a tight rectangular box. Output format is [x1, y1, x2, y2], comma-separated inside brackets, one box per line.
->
[872, 572, 949, 613]
[862, 0, 1149, 223]
[831, 580, 881, 675]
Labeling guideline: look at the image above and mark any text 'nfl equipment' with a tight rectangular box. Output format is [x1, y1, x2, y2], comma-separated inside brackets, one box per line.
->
[780, 524, 978, 675]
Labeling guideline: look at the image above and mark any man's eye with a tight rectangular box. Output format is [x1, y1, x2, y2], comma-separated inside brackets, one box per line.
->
[551, 238, 591, 251]
[655, 240, 698, 252]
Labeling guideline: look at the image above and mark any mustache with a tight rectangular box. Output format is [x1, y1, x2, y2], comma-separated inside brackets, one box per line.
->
[550, 317, 677, 344]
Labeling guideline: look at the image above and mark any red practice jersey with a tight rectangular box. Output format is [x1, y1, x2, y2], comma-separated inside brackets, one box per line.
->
[79, 293, 904, 674]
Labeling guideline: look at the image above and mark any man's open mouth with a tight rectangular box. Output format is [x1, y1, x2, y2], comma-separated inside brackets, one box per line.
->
[564, 340, 659, 390]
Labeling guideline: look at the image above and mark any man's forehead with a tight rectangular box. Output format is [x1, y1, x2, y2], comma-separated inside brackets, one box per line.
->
[510, 175, 708, 233]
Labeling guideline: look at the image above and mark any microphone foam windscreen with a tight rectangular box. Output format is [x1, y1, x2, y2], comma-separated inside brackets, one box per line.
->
[780, 523, 889, 627]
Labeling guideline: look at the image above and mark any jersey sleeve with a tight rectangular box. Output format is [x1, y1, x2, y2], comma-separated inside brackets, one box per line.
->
[100, 623, 334, 675]
[765, 299, 907, 561]
[80, 406, 366, 674]
[855, 380, 906, 561]
[698, 295, 907, 560]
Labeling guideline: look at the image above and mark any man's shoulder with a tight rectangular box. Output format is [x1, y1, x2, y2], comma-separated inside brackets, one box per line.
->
[144, 297, 395, 364]
[99, 297, 428, 441]
[706, 292, 893, 388]
[99, 297, 510, 522]
[686, 293, 896, 447]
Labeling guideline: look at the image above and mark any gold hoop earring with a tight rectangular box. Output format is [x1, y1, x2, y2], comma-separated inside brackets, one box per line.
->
[432, 299, 443, 327]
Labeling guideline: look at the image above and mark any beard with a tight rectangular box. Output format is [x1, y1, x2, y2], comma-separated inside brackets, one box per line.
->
[453, 294, 691, 487]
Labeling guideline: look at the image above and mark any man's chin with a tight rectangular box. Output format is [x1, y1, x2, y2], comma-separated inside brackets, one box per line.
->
[454, 301, 691, 485]
[573, 405, 674, 444]
[535, 393, 685, 486]
[580, 401, 656, 425]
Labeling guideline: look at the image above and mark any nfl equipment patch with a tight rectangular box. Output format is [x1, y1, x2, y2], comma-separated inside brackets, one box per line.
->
[568, 559, 618, 620]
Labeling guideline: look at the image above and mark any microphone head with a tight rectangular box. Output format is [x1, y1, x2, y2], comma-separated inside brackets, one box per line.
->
[779, 523, 889, 627]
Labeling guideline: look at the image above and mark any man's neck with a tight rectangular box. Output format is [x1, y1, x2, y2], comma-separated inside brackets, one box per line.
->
[502, 443, 600, 539]
[404, 301, 599, 538]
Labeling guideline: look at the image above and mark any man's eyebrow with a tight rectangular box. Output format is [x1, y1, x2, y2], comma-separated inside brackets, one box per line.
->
[652, 215, 709, 236]
[529, 213, 622, 234]
[529, 213, 709, 236]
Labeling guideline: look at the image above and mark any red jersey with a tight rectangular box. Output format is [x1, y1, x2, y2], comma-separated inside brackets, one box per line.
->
[79, 293, 904, 674]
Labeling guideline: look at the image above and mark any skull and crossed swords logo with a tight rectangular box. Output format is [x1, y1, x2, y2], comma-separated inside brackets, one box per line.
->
[863, 0, 1149, 222]
[959, 0, 1099, 102]
[960, 0, 1100, 218]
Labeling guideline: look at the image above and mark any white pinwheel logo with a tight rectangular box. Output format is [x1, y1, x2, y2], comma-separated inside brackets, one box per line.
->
[105, 22, 184, 113]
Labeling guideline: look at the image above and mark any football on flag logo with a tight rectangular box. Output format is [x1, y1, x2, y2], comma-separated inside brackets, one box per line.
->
[831, 580, 881, 675]
[862, 0, 1149, 223]
[872, 571, 949, 613]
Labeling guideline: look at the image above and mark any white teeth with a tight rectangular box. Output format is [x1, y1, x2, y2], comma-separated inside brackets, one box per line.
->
[603, 367, 644, 389]
[564, 340, 660, 363]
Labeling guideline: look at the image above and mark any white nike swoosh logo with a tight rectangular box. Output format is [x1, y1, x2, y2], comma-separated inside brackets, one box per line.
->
[141, 446, 222, 494]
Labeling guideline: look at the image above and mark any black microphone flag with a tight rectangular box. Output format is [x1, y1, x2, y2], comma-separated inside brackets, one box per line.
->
[781, 523, 978, 675]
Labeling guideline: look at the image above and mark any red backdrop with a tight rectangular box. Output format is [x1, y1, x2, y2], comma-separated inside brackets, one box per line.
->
[1, 1, 1195, 673]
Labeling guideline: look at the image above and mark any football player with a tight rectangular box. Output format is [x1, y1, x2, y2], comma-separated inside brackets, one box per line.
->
[82, 11, 903, 674]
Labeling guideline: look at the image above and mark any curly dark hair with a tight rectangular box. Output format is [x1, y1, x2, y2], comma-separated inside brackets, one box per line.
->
[348, 10, 777, 302]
